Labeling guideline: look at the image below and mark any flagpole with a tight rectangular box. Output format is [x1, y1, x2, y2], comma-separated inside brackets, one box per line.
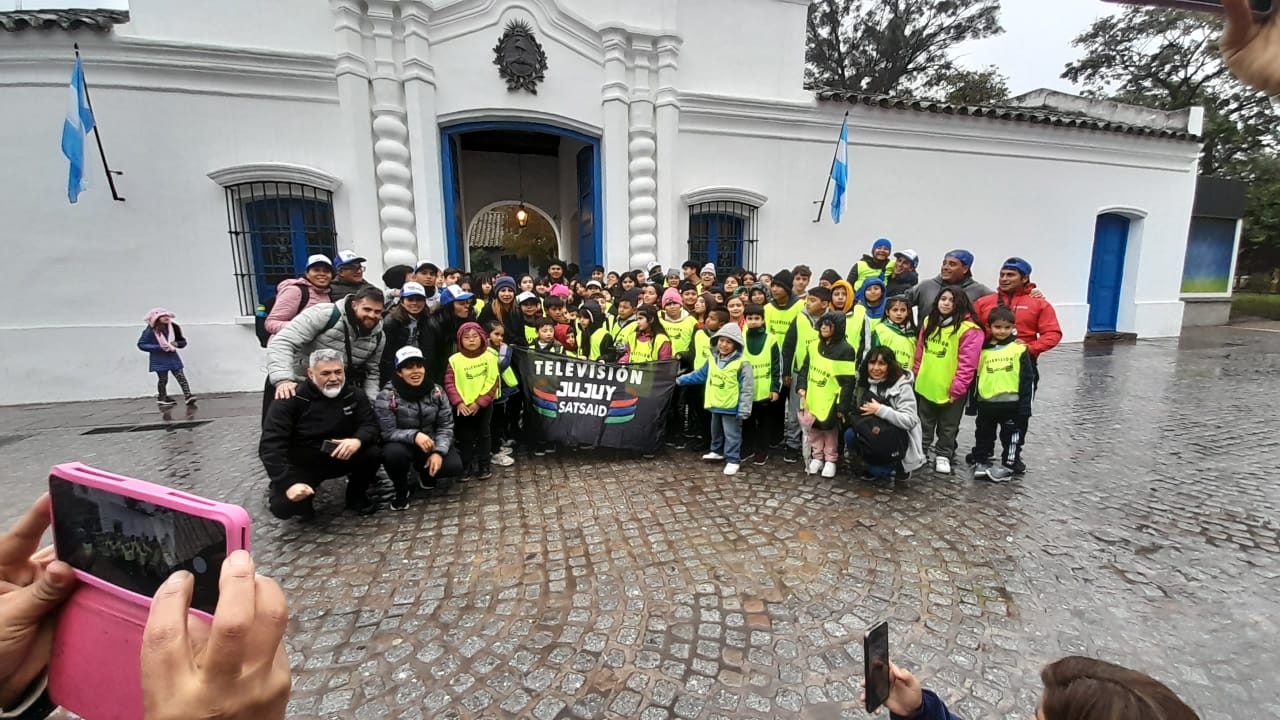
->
[74, 44, 125, 202]
[812, 110, 848, 223]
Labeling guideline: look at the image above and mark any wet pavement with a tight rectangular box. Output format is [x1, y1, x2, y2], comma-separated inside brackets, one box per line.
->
[3, 325, 1278, 720]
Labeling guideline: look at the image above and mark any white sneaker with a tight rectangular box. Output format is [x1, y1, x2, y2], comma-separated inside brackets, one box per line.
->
[807, 458, 823, 475]
[723, 463, 740, 476]
[702, 452, 725, 461]
[934, 455, 952, 474]
[821, 461, 837, 478]
[491, 452, 515, 467]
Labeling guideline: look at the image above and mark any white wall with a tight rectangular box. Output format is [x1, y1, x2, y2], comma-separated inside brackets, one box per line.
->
[673, 102, 1201, 343]
[118, 0, 337, 55]
[0, 37, 344, 404]
[676, 0, 811, 103]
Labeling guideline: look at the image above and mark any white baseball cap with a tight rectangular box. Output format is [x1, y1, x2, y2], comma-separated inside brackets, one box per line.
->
[646, 261, 661, 273]
[400, 282, 427, 298]
[305, 254, 333, 269]
[333, 250, 366, 268]
[517, 291, 539, 304]
[394, 346, 425, 368]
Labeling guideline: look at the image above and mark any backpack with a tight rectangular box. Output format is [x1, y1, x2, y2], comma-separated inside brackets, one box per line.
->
[849, 389, 909, 466]
[255, 280, 310, 348]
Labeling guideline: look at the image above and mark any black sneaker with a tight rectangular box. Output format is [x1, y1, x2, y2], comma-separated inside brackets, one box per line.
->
[1004, 460, 1027, 475]
[157, 396, 177, 408]
[184, 395, 198, 406]
[752, 449, 768, 466]
[475, 469, 494, 481]
[347, 501, 379, 516]
[782, 446, 799, 464]
[390, 496, 409, 511]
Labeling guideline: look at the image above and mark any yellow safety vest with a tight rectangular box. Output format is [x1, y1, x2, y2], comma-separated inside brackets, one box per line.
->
[705, 357, 744, 411]
[871, 322, 917, 373]
[473, 299, 486, 316]
[804, 341, 857, 423]
[743, 334, 777, 402]
[628, 333, 670, 364]
[764, 301, 800, 345]
[612, 317, 639, 349]
[852, 260, 889, 292]
[791, 313, 820, 373]
[447, 351, 499, 404]
[523, 322, 539, 345]
[914, 319, 979, 405]
[693, 329, 712, 372]
[845, 305, 868, 356]
[976, 342, 1026, 401]
[664, 314, 698, 355]
[488, 348, 518, 388]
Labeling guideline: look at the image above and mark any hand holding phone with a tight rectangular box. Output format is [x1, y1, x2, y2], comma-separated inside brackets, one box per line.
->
[864, 621, 891, 713]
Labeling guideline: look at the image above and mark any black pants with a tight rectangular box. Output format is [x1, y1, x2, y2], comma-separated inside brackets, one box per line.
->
[454, 404, 494, 473]
[261, 377, 276, 426]
[268, 444, 382, 519]
[156, 370, 190, 398]
[742, 399, 777, 456]
[382, 442, 464, 498]
[971, 406, 1029, 465]
[683, 386, 709, 450]
[490, 398, 517, 448]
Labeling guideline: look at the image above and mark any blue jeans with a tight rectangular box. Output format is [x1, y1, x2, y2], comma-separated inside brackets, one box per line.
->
[710, 413, 743, 464]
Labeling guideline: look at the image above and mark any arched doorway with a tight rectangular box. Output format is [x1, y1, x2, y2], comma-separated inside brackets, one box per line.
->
[1087, 213, 1131, 332]
[466, 202, 559, 277]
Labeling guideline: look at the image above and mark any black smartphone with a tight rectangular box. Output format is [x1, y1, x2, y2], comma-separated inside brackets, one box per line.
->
[1104, 0, 1275, 15]
[322, 439, 340, 454]
[864, 621, 890, 713]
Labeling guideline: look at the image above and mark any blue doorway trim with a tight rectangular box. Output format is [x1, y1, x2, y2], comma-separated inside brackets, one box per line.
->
[439, 121, 604, 273]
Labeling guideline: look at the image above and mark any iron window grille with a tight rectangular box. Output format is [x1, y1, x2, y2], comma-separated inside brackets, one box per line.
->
[687, 200, 758, 275]
[223, 182, 337, 315]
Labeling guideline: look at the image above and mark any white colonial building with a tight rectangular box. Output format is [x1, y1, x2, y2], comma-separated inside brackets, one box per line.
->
[1, 1, 1208, 403]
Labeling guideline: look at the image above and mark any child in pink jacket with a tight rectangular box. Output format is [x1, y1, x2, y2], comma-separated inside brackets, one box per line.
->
[910, 287, 982, 475]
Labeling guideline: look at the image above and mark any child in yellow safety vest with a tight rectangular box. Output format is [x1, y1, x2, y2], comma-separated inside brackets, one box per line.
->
[964, 305, 1035, 483]
[661, 289, 699, 448]
[910, 287, 983, 476]
[444, 322, 500, 480]
[676, 322, 754, 476]
[795, 312, 858, 479]
[485, 321, 519, 468]
[741, 303, 782, 465]
[870, 296, 917, 372]
[620, 306, 672, 363]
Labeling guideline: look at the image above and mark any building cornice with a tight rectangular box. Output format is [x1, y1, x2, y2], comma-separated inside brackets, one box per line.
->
[208, 163, 343, 191]
[681, 186, 768, 208]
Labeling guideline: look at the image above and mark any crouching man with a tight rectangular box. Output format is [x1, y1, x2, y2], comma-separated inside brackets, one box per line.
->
[259, 348, 382, 520]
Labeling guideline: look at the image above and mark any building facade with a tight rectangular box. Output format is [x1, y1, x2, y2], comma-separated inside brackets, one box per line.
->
[0, 1, 1204, 403]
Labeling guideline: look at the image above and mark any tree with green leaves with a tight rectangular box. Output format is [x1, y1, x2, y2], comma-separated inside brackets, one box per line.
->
[1062, 7, 1279, 178]
[806, 0, 1004, 98]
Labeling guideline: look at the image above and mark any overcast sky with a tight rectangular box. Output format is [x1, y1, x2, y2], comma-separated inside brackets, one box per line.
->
[6, 0, 1116, 96]
[954, 2, 1120, 96]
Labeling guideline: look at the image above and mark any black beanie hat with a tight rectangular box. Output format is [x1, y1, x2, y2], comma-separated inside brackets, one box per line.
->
[771, 269, 793, 289]
[820, 268, 841, 285]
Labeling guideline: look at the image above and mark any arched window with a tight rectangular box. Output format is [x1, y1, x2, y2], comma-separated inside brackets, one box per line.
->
[210, 164, 341, 314]
[682, 187, 765, 275]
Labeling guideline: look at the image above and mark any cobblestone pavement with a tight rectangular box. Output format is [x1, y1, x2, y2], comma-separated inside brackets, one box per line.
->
[3, 326, 1278, 720]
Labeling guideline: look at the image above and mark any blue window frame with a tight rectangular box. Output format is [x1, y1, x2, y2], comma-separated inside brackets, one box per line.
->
[688, 201, 758, 276]
[224, 182, 337, 315]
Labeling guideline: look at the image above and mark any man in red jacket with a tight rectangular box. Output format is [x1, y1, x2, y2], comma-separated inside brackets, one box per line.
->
[973, 257, 1062, 361]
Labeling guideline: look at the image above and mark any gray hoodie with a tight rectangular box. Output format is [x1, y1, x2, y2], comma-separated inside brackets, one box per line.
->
[908, 275, 992, 319]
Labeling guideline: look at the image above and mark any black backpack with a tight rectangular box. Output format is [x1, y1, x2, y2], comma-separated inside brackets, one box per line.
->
[849, 389, 909, 465]
[255, 281, 309, 348]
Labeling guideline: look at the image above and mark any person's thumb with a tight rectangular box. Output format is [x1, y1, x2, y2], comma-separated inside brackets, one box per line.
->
[0, 562, 75, 628]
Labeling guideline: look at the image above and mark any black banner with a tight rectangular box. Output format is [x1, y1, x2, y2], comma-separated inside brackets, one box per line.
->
[513, 347, 679, 452]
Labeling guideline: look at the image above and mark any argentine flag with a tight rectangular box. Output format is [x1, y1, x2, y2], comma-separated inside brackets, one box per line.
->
[61, 56, 96, 204]
[830, 118, 848, 224]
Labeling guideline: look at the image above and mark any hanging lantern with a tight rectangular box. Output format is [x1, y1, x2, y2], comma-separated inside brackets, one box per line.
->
[516, 204, 529, 227]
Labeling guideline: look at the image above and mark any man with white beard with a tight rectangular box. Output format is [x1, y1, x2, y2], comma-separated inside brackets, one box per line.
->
[259, 349, 382, 520]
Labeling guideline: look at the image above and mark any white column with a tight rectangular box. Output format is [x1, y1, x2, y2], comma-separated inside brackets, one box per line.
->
[654, 35, 682, 268]
[627, 36, 658, 272]
[330, 0, 380, 266]
[600, 29, 631, 272]
[367, 0, 417, 273]
[401, 2, 447, 265]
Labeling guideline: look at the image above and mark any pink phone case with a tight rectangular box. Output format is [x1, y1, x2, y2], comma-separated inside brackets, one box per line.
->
[46, 463, 251, 720]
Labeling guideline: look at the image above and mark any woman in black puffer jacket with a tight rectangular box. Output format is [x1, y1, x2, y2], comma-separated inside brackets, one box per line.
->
[373, 346, 464, 510]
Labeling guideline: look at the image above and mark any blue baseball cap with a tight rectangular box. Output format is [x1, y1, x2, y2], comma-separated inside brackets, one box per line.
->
[945, 249, 974, 267]
[1002, 256, 1032, 276]
[439, 284, 474, 306]
[333, 250, 366, 268]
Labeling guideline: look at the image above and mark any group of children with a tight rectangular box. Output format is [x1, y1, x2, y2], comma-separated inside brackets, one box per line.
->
[141, 251, 1034, 484]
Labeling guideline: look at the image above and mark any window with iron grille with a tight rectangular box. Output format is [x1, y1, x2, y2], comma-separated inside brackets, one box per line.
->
[223, 182, 337, 315]
[687, 200, 758, 275]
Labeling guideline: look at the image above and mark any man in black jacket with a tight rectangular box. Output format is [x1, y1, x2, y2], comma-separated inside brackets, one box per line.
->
[259, 348, 382, 520]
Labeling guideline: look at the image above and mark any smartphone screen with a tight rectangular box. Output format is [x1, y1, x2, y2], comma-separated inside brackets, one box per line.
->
[864, 621, 890, 713]
[49, 475, 227, 614]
